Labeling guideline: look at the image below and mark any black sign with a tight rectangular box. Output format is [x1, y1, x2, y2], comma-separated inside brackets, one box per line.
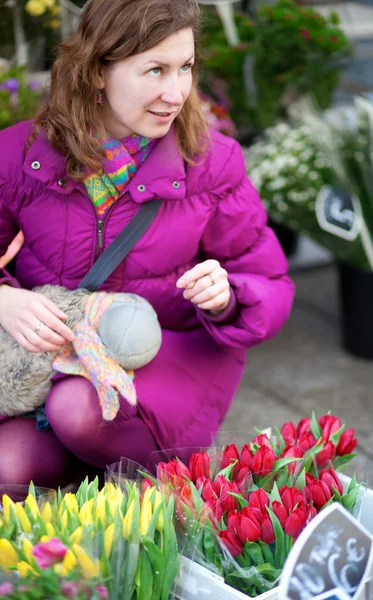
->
[280, 504, 373, 600]
[316, 186, 362, 241]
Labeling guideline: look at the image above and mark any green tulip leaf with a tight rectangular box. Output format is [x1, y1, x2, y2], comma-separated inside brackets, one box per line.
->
[311, 411, 322, 439]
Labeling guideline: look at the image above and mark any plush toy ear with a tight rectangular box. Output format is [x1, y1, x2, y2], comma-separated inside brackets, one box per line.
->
[98, 300, 162, 370]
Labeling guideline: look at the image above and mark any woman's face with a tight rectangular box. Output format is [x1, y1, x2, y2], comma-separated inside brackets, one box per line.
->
[99, 28, 195, 140]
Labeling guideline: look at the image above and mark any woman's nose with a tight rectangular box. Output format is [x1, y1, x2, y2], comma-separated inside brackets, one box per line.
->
[161, 77, 184, 106]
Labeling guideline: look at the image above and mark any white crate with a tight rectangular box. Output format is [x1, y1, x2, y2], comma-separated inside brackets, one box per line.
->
[173, 477, 373, 600]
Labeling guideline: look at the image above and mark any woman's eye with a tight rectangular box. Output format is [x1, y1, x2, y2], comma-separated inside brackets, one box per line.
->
[180, 63, 192, 73]
[150, 67, 162, 76]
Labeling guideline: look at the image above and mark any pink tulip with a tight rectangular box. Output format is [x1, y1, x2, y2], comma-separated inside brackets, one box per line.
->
[281, 422, 297, 445]
[221, 444, 240, 469]
[96, 585, 109, 600]
[0, 583, 14, 596]
[33, 538, 67, 569]
[60, 582, 80, 598]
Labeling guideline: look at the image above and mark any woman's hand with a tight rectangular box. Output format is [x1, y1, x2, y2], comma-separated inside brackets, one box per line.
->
[176, 259, 230, 315]
[0, 286, 75, 353]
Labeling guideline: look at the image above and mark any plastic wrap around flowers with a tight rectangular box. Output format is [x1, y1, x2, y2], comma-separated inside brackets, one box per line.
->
[151, 412, 360, 598]
[0, 469, 179, 600]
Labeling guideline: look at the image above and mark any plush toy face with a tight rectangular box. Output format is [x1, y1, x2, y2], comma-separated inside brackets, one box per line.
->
[97, 296, 162, 369]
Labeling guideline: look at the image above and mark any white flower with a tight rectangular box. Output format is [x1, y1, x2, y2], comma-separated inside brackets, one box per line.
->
[309, 172, 319, 181]
[298, 165, 309, 175]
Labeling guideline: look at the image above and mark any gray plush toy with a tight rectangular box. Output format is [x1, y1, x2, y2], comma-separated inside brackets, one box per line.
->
[0, 285, 162, 419]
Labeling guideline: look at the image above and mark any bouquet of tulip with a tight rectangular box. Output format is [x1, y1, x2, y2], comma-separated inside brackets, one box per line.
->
[153, 412, 360, 598]
[0, 476, 178, 599]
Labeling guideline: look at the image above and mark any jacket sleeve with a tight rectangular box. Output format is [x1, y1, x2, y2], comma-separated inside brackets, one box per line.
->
[197, 140, 295, 349]
[0, 179, 22, 288]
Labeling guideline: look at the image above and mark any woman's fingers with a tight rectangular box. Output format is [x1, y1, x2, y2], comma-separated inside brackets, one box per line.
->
[23, 329, 62, 353]
[176, 259, 220, 289]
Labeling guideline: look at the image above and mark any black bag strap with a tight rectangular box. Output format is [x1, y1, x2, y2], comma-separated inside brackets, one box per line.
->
[78, 200, 163, 292]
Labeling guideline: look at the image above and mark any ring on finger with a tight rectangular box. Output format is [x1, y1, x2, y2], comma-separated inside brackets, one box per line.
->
[34, 320, 45, 335]
[208, 273, 216, 287]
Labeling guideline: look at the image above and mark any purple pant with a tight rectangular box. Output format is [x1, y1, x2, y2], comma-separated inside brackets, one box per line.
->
[0, 376, 159, 486]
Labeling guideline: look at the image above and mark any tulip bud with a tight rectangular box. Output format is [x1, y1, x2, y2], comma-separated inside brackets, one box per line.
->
[251, 446, 276, 477]
[297, 417, 311, 438]
[17, 561, 36, 578]
[25, 494, 40, 520]
[227, 510, 240, 533]
[261, 516, 275, 544]
[59, 549, 78, 576]
[122, 499, 135, 541]
[41, 502, 53, 523]
[319, 468, 343, 496]
[189, 452, 211, 481]
[272, 500, 287, 528]
[298, 432, 315, 452]
[319, 415, 341, 441]
[304, 479, 332, 510]
[337, 429, 357, 456]
[281, 422, 297, 446]
[73, 544, 99, 579]
[0, 539, 18, 568]
[249, 489, 270, 513]
[285, 506, 307, 538]
[251, 434, 272, 449]
[15, 503, 32, 534]
[280, 446, 304, 474]
[104, 523, 115, 558]
[219, 530, 243, 556]
[140, 496, 152, 536]
[219, 481, 240, 514]
[2, 495, 16, 524]
[22, 538, 34, 564]
[221, 445, 240, 469]
[201, 479, 218, 503]
[280, 486, 305, 513]
[95, 494, 106, 528]
[236, 508, 262, 543]
[315, 441, 336, 468]
[33, 538, 67, 569]
[70, 526, 83, 544]
[240, 444, 253, 469]
[46, 523, 56, 538]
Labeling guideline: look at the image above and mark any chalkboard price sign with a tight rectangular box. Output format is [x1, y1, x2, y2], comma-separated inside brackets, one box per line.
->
[315, 186, 362, 241]
[280, 503, 373, 600]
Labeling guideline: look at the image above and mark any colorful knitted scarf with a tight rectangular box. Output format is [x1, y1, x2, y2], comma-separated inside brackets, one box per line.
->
[53, 293, 137, 421]
[84, 133, 156, 216]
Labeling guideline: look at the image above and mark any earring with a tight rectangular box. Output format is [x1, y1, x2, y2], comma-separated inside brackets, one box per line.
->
[96, 90, 103, 105]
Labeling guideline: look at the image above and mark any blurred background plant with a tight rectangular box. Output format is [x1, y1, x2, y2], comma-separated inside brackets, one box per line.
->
[0, 65, 42, 129]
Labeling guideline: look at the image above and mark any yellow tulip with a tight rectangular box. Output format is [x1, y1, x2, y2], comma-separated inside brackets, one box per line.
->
[0, 539, 18, 568]
[41, 502, 53, 523]
[25, 494, 39, 520]
[15, 504, 32, 534]
[17, 560, 36, 578]
[57, 548, 77, 576]
[122, 499, 135, 541]
[22, 538, 34, 564]
[61, 510, 68, 529]
[59, 493, 78, 515]
[2, 495, 15, 523]
[73, 544, 99, 579]
[95, 494, 106, 527]
[104, 523, 115, 558]
[40, 535, 49, 543]
[25, 0, 47, 17]
[79, 500, 94, 526]
[46, 523, 56, 538]
[70, 526, 83, 544]
[43, 0, 56, 8]
[153, 490, 164, 532]
[140, 497, 152, 537]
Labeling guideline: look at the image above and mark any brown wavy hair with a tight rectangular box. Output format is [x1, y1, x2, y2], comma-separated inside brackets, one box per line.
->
[31, 0, 208, 180]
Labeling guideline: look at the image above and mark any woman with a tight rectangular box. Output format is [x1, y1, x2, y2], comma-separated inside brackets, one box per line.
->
[0, 0, 294, 486]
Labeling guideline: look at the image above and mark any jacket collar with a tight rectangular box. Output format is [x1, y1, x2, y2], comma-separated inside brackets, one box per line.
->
[23, 126, 187, 202]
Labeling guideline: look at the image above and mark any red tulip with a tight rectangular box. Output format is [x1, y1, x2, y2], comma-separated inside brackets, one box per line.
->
[304, 479, 332, 510]
[219, 530, 243, 556]
[272, 500, 287, 527]
[280, 445, 304, 474]
[221, 444, 240, 469]
[297, 417, 311, 438]
[284, 506, 307, 538]
[305, 472, 316, 485]
[319, 415, 342, 441]
[213, 475, 229, 497]
[206, 498, 223, 523]
[234, 463, 251, 488]
[219, 481, 240, 513]
[261, 516, 275, 544]
[241, 444, 253, 469]
[315, 441, 336, 468]
[236, 508, 262, 543]
[201, 479, 218, 504]
[297, 432, 316, 452]
[189, 452, 211, 482]
[227, 509, 240, 533]
[319, 468, 343, 496]
[281, 422, 297, 446]
[141, 478, 155, 493]
[249, 489, 270, 513]
[337, 429, 357, 456]
[280, 486, 305, 513]
[251, 446, 276, 476]
[157, 459, 191, 485]
[252, 434, 272, 449]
